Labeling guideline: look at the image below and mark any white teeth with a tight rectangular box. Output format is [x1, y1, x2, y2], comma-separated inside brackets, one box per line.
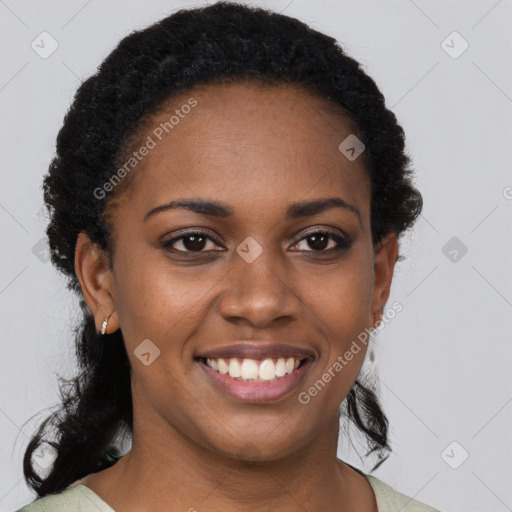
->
[228, 358, 241, 378]
[217, 358, 229, 375]
[259, 359, 275, 381]
[203, 356, 304, 381]
[275, 358, 286, 377]
[240, 359, 259, 380]
[207, 358, 219, 371]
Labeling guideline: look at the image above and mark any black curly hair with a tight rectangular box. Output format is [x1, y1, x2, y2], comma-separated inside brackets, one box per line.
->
[21, 1, 422, 497]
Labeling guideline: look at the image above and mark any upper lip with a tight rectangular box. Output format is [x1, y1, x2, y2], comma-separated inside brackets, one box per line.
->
[196, 342, 316, 361]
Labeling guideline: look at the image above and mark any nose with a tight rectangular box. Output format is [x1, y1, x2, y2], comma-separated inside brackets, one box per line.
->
[218, 247, 302, 329]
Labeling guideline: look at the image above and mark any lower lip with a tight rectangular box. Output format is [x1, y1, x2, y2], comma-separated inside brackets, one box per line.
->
[196, 358, 313, 403]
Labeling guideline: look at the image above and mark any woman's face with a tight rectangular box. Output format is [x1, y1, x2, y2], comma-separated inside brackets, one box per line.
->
[77, 82, 397, 461]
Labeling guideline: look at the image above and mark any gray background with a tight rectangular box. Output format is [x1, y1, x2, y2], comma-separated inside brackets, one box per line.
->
[1, 1, 511, 511]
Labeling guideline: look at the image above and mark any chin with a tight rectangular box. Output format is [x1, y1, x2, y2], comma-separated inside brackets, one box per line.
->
[207, 434, 303, 464]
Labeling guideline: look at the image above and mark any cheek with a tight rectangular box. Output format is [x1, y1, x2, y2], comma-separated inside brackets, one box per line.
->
[308, 251, 374, 332]
[113, 245, 217, 356]
[112, 257, 206, 412]
[307, 256, 374, 392]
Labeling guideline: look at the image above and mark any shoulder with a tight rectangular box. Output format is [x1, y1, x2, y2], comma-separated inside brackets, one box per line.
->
[14, 484, 114, 512]
[365, 475, 441, 512]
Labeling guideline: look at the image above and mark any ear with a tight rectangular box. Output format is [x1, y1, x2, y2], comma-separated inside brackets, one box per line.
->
[74, 231, 119, 334]
[370, 231, 398, 326]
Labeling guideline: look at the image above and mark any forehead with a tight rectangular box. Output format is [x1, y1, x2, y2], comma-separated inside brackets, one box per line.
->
[111, 81, 371, 223]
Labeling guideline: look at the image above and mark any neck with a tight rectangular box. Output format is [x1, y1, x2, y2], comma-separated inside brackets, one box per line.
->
[98, 408, 375, 512]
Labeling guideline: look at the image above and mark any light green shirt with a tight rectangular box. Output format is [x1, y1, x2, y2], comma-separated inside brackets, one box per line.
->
[15, 475, 440, 511]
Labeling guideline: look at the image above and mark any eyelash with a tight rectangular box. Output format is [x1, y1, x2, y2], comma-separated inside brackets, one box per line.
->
[161, 229, 352, 254]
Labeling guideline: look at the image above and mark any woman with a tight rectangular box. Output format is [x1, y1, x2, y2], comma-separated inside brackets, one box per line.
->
[16, 2, 440, 511]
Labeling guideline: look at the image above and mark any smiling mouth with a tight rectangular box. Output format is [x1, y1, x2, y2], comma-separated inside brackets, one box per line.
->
[196, 356, 308, 382]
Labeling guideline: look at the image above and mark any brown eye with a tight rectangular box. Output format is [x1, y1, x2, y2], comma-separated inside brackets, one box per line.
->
[161, 232, 220, 253]
[291, 230, 352, 252]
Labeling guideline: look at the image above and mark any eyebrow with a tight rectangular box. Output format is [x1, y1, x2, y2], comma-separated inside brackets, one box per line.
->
[143, 196, 362, 226]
